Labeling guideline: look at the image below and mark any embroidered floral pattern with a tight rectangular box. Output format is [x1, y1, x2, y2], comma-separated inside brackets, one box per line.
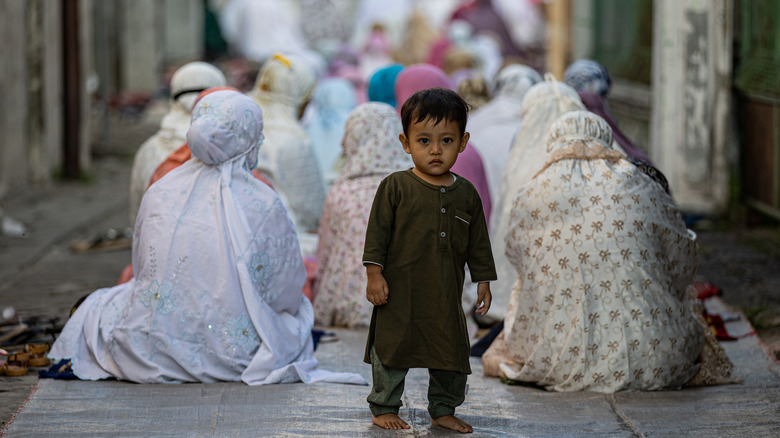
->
[248, 252, 273, 289]
[495, 112, 706, 392]
[140, 280, 176, 314]
[227, 314, 261, 352]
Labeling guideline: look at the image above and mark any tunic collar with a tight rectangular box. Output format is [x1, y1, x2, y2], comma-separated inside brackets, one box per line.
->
[404, 168, 463, 191]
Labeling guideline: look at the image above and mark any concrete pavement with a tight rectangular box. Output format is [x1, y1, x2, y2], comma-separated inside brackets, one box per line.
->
[1, 109, 780, 435]
[2, 306, 780, 436]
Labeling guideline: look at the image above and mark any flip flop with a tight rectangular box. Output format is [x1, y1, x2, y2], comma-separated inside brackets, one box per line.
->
[0, 352, 29, 376]
[25, 343, 51, 367]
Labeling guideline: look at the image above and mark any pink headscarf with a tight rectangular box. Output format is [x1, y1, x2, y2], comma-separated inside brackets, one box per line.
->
[394, 64, 453, 115]
[394, 64, 492, 223]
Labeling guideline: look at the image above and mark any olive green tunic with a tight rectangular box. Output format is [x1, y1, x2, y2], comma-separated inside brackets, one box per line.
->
[362, 170, 497, 374]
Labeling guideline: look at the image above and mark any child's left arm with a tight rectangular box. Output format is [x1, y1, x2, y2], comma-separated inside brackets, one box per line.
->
[475, 282, 492, 315]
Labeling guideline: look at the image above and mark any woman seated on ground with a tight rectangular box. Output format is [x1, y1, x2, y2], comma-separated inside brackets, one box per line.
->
[313, 102, 412, 328]
[483, 111, 733, 392]
[466, 64, 542, 204]
[116, 86, 276, 286]
[487, 79, 585, 321]
[50, 90, 360, 385]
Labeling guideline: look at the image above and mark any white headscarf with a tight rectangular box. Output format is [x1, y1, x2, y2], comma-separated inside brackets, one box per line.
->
[248, 54, 325, 239]
[128, 62, 226, 226]
[53, 91, 364, 385]
[487, 79, 585, 320]
[493, 64, 543, 100]
[170, 62, 228, 112]
[249, 53, 317, 115]
[467, 64, 542, 202]
[497, 111, 702, 392]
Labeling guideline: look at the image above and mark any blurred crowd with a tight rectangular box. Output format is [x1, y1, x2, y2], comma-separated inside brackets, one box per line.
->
[3, 0, 738, 395]
[213, 0, 546, 77]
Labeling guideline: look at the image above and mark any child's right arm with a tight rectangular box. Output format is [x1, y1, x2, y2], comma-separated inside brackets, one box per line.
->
[365, 264, 389, 306]
[363, 177, 396, 307]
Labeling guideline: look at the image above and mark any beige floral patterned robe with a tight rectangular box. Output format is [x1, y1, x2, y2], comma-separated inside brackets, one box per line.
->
[492, 111, 704, 392]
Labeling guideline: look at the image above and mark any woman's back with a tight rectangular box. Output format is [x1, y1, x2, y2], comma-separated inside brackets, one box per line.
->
[314, 103, 412, 328]
[487, 80, 584, 320]
[51, 91, 316, 385]
[489, 111, 704, 392]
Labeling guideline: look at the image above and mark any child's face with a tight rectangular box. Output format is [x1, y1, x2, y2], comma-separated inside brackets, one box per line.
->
[399, 116, 469, 182]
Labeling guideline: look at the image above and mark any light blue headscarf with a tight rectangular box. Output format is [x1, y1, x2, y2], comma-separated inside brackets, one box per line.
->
[563, 59, 612, 97]
[367, 64, 404, 107]
[304, 78, 357, 185]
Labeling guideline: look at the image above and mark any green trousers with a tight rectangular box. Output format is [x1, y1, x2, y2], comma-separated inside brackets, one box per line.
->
[367, 345, 467, 419]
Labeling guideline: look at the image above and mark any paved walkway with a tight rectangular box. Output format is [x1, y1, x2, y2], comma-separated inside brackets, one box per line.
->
[3, 308, 780, 437]
[1, 139, 780, 435]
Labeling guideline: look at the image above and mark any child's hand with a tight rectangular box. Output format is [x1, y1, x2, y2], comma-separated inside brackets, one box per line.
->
[475, 282, 492, 315]
[366, 264, 389, 306]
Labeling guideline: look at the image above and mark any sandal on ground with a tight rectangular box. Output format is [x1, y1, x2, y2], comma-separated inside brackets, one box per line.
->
[38, 359, 76, 380]
[0, 352, 29, 376]
[25, 343, 51, 367]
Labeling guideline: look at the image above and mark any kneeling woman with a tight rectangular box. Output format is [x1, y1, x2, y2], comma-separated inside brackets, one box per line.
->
[51, 91, 331, 385]
[485, 111, 715, 392]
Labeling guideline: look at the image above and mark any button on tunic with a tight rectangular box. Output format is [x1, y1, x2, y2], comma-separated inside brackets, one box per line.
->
[363, 170, 497, 373]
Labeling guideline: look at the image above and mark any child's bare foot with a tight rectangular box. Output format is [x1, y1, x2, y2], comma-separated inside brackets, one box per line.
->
[372, 413, 410, 430]
[431, 415, 473, 433]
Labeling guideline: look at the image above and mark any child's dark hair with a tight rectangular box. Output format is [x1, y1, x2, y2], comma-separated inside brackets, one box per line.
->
[400, 88, 470, 136]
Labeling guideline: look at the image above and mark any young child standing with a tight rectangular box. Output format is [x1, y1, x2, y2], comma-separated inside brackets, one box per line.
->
[362, 88, 496, 433]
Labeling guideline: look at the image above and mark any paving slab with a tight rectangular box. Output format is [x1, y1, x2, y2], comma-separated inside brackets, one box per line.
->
[0, 156, 132, 289]
[0, 156, 133, 430]
[4, 315, 780, 437]
[2, 148, 780, 436]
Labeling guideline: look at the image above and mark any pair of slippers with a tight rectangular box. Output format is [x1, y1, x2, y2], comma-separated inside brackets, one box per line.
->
[0, 343, 51, 376]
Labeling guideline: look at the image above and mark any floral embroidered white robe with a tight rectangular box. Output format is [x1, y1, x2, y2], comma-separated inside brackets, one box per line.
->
[51, 91, 364, 386]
